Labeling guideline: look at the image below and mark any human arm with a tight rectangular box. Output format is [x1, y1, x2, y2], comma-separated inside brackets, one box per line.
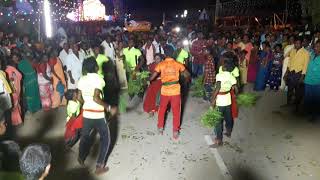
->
[68, 70, 75, 84]
[135, 54, 145, 71]
[211, 81, 221, 108]
[93, 88, 117, 116]
[149, 71, 160, 82]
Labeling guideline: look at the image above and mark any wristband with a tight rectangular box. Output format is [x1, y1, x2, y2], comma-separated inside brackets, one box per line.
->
[107, 105, 111, 112]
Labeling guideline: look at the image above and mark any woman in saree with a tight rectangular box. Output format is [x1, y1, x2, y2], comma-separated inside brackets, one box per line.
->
[254, 42, 272, 91]
[247, 43, 259, 83]
[48, 49, 67, 108]
[143, 54, 163, 116]
[35, 53, 53, 111]
[18, 52, 41, 113]
[5, 52, 23, 126]
[115, 41, 128, 90]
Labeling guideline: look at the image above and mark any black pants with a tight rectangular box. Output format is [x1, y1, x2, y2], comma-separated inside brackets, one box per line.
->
[79, 117, 110, 167]
[286, 72, 304, 107]
[214, 106, 233, 141]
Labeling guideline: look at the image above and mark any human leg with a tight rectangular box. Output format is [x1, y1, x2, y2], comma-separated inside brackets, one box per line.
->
[78, 118, 95, 163]
[158, 95, 170, 131]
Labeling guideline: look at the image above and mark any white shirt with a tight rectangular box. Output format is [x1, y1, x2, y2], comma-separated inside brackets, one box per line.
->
[59, 49, 69, 67]
[152, 40, 164, 54]
[101, 40, 116, 61]
[65, 52, 84, 89]
[78, 73, 105, 119]
[142, 44, 155, 65]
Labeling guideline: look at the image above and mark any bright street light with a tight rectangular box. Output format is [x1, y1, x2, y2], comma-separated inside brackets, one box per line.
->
[174, 27, 181, 33]
[44, 0, 53, 38]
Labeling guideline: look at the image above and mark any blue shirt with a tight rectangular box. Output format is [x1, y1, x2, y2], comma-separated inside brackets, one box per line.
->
[305, 53, 320, 85]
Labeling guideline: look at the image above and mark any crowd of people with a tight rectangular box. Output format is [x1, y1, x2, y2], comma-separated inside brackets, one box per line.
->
[0, 22, 320, 178]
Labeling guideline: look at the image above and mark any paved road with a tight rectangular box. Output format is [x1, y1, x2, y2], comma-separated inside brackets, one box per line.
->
[219, 85, 320, 180]
[15, 96, 224, 180]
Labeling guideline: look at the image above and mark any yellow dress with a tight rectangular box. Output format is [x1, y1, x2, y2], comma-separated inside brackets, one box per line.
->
[239, 59, 248, 84]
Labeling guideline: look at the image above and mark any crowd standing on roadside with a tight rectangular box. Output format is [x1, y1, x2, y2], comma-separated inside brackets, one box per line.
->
[0, 23, 320, 176]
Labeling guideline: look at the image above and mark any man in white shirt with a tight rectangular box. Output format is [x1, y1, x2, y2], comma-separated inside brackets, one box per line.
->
[65, 44, 84, 90]
[59, 42, 69, 67]
[152, 35, 164, 54]
[101, 36, 116, 62]
[142, 38, 156, 66]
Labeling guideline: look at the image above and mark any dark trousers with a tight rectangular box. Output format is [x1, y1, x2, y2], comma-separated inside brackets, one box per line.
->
[304, 84, 320, 117]
[192, 64, 204, 78]
[286, 72, 304, 107]
[79, 117, 110, 167]
[204, 84, 213, 101]
[214, 106, 233, 141]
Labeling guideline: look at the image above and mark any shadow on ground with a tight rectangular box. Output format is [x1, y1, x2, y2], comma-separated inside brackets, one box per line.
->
[5, 109, 119, 180]
[232, 166, 260, 180]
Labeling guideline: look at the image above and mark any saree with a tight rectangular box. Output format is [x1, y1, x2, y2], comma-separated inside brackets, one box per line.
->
[143, 63, 161, 113]
[5, 66, 22, 126]
[17, 59, 41, 113]
[36, 63, 53, 111]
[49, 57, 67, 108]
[115, 49, 128, 89]
[247, 49, 259, 83]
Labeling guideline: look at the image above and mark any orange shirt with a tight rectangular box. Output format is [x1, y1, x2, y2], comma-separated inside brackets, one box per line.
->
[155, 58, 186, 96]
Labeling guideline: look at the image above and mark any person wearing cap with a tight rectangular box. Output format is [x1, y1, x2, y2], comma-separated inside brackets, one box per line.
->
[149, 45, 190, 140]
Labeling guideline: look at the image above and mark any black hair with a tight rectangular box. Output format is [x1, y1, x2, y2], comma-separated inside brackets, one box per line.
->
[99, 45, 105, 54]
[19, 144, 51, 180]
[0, 55, 7, 71]
[223, 52, 236, 72]
[164, 45, 175, 58]
[82, 57, 98, 74]
[295, 36, 303, 42]
[154, 53, 164, 60]
[274, 44, 282, 49]
[65, 89, 77, 101]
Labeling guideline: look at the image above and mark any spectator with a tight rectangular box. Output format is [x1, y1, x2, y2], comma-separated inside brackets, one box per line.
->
[19, 144, 51, 180]
[65, 43, 84, 90]
[191, 32, 207, 77]
[304, 40, 320, 122]
[284, 37, 310, 110]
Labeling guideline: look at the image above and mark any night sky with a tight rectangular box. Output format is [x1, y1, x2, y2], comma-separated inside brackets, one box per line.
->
[125, 0, 210, 11]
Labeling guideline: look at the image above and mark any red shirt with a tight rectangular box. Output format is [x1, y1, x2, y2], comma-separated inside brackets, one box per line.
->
[191, 40, 207, 64]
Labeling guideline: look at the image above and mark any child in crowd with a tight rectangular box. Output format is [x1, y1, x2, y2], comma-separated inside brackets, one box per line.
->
[267, 44, 283, 91]
[64, 89, 83, 148]
[203, 54, 216, 102]
[210, 53, 238, 147]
